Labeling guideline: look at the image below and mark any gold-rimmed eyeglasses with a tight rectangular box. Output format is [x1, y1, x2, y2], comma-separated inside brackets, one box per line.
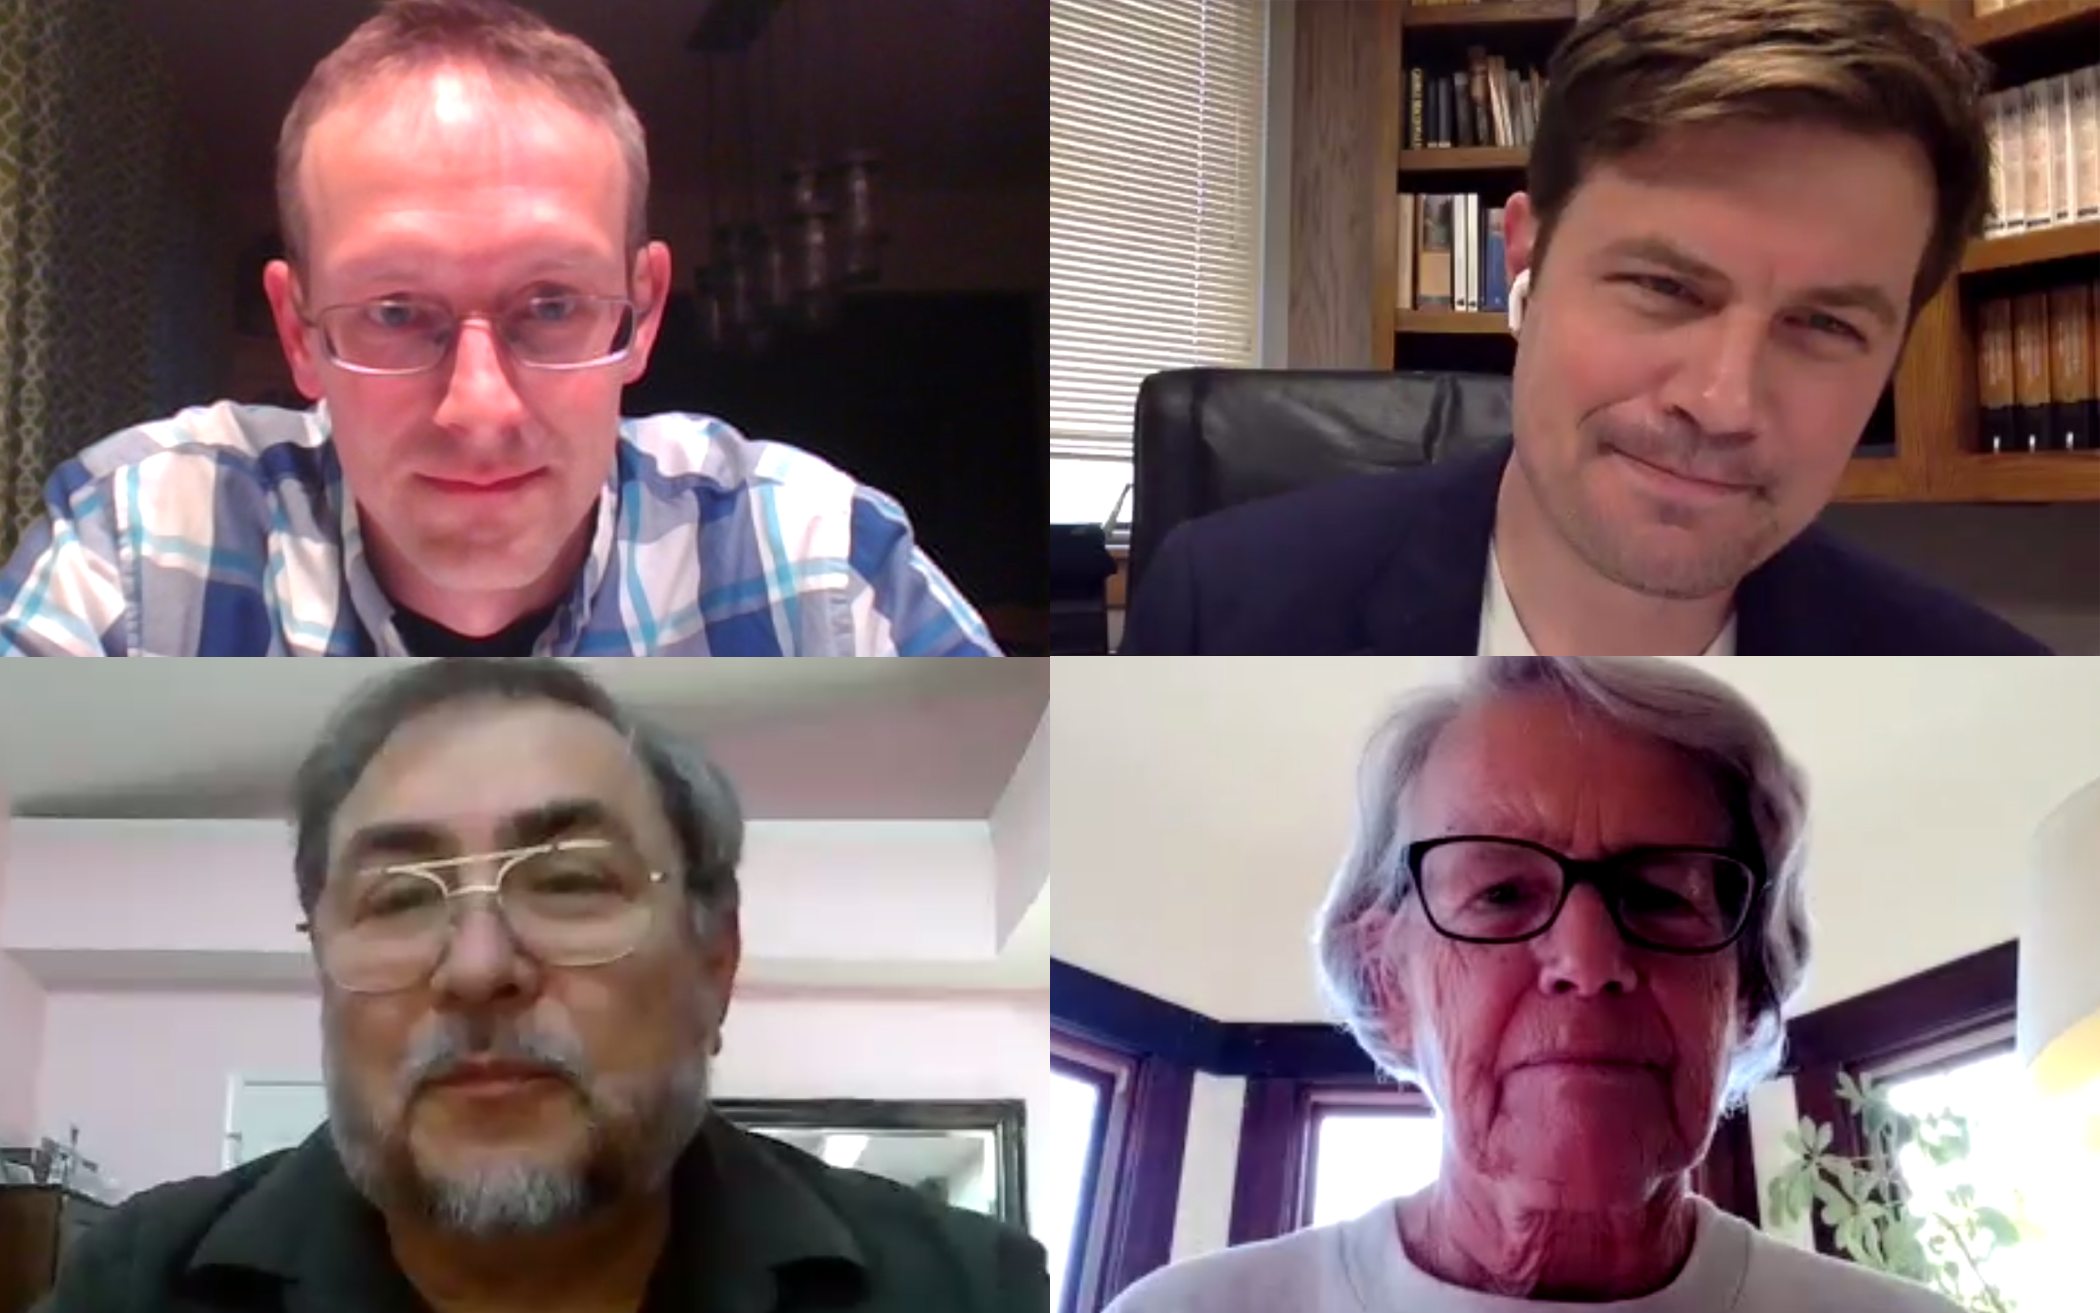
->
[300, 837, 668, 994]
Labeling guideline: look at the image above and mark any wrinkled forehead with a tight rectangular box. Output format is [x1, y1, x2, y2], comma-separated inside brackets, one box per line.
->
[328, 699, 671, 871]
[296, 66, 628, 283]
[1558, 119, 1932, 297]
[1406, 691, 1733, 849]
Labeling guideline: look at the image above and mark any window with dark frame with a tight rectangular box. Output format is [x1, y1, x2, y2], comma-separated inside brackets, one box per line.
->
[1783, 943, 2023, 1289]
[1297, 1082, 1442, 1229]
[1049, 1033, 1131, 1313]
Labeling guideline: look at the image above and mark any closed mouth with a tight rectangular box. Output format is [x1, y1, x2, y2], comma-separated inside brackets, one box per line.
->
[420, 470, 544, 494]
[1520, 1054, 1661, 1071]
[1611, 447, 1755, 495]
[428, 1063, 561, 1089]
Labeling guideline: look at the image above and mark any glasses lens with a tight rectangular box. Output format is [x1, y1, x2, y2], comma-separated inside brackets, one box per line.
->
[1419, 840, 1564, 941]
[319, 869, 452, 992]
[1615, 852, 1755, 950]
[321, 299, 448, 373]
[503, 297, 634, 366]
[500, 841, 656, 965]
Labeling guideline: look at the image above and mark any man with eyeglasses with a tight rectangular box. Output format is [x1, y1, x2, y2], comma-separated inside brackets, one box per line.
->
[0, 0, 996, 656]
[33, 659, 1046, 1313]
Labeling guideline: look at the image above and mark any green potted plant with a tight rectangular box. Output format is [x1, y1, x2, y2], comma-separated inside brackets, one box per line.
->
[1766, 1070, 2026, 1313]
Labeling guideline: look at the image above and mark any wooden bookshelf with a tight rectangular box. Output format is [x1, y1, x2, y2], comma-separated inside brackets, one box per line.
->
[1399, 146, 1530, 172]
[1403, 0, 1576, 29]
[1960, 0, 2100, 51]
[1960, 218, 2100, 274]
[1375, 0, 2100, 504]
[1398, 310, 1510, 335]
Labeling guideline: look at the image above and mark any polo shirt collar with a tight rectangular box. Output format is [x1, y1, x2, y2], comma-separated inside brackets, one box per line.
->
[186, 1115, 866, 1313]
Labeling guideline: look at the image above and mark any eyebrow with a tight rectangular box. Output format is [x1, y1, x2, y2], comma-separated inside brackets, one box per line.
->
[1596, 235, 1902, 334]
[336, 797, 635, 874]
[328, 250, 613, 292]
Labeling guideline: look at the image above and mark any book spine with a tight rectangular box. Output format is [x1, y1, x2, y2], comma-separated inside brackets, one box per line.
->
[1396, 192, 1417, 312]
[2049, 75, 2073, 226]
[1985, 91, 2008, 237]
[1485, 205, 1508, 314]
[2075, 66, 2100, 221]
[1409, 66, 1425, 152]
[2014, 291, 2053, 453]
[2024, 80, 2052, 230]
[1456, 193, 1470, 312]
[1979, 296, 2016, 454]
[2048, 283, 2095, 451]
[1420, 194, 1454, 311]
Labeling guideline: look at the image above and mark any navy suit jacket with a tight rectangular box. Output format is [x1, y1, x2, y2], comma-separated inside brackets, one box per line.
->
[1120, 440, 2052, 655]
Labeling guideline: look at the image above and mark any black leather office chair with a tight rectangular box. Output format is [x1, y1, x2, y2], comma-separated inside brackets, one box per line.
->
[1128, 368, 1514, 603]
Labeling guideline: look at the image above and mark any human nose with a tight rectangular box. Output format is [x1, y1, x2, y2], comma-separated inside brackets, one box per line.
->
[1534, 883, 1638, 997]
[1661, 309, 1763, 440]
[431, 315, 529, 436]
[427, 878, 540, 1006]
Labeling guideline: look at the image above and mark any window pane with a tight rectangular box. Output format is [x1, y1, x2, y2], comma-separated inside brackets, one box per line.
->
[1050, 455, 1133, 527]
[1885, 1051, 2041, 1310]
[1307, 1111, 1443, 1228]
[1043, 1070, 1107, 1309]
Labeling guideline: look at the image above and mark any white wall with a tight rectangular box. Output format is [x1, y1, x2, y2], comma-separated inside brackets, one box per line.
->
[0, 951, 42, 1144]
[33, 985, 1052, 1230]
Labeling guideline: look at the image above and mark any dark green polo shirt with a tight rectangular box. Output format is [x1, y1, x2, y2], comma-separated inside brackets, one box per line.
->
[31, 1115, 1047, 1313]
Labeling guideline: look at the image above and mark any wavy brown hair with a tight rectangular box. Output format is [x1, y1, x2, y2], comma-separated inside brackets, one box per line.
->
[1524, 0, 1995, 325]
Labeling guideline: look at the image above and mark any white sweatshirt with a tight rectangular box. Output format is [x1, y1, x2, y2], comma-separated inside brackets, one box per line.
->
[1105, 1197, 1964, 1313]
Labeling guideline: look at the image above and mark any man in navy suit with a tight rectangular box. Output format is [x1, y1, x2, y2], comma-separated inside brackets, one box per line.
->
[1122, 0, 2060, 657]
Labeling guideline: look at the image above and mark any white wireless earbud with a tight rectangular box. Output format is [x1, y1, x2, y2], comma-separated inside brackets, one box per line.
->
[1508, 269, 1531, 335]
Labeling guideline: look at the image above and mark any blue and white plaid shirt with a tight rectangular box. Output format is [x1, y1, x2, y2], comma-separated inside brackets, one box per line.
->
[0, 402, 998, 656]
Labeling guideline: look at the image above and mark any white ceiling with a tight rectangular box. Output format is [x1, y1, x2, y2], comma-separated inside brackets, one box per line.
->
[125, 0, 1047, 195]
[1051, 658, 2100, 1022]
[0, 658, 1043, 821]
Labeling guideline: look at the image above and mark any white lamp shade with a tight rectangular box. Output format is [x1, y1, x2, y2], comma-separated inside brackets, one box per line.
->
[2020, 775, 2100, 1104]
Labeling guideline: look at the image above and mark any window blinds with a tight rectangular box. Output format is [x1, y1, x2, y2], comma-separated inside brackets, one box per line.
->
[1050, 0, 1267, 460]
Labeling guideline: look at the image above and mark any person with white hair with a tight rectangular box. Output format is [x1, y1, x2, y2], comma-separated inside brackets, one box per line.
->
[1109, 657, 1962, 1313]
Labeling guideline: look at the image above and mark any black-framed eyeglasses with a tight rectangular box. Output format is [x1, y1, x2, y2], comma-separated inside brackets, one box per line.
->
[1401, 835, 1763, 955]
[299, 837, 668, 994]
[299, 292, 640, 376]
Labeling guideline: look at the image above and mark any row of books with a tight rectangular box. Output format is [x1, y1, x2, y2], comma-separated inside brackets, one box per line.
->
[1405, 55, 1548, 151]
[1978, 278, 2098, 453]
[1984, 65, 2100, 237]
[1394, 193, 1509, 315]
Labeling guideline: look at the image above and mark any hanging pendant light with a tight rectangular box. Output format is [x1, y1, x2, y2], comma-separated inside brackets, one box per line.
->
[782, 0, 835, 329]
[826, 0, 882, 293]
[694, 53, 729, 353]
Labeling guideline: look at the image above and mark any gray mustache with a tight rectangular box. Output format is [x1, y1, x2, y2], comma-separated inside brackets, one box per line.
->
[398, 1021, 591, 1097]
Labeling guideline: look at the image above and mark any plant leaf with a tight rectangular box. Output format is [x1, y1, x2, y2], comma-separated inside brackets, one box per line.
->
[1974, 1205, 2020, 1248]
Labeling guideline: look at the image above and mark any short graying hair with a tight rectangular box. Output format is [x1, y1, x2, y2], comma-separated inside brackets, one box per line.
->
[1313, 658, 1812, 1106]
[277, 0, 650, 272]
[290, 659, 742, 931]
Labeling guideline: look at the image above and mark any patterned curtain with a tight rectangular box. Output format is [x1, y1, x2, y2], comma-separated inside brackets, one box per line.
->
[0, 0, 222, 556]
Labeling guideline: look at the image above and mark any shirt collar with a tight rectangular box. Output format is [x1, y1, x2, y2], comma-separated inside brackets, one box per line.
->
[1481, 539, 1738, 656]
[315, 402, 625, 655]
[186, 1116, 866, 1313]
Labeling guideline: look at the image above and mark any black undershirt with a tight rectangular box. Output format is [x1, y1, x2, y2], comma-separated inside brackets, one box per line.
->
[389, 600, 560, 656]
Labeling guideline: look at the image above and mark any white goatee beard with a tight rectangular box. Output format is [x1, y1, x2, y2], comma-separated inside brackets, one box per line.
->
[324, 1024, 713, 1239]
